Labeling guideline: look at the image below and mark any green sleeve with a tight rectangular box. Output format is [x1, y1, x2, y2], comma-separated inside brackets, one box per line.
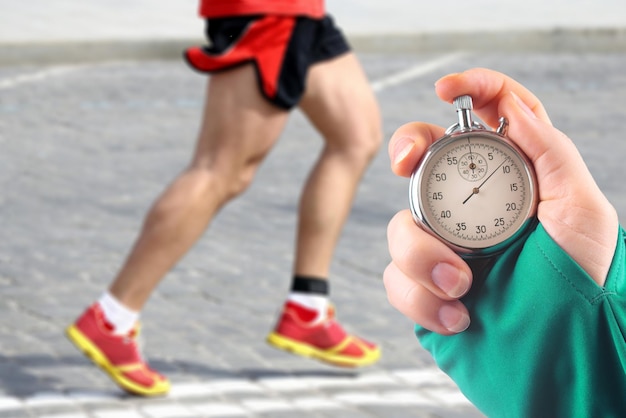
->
[416, 223, 626, 418]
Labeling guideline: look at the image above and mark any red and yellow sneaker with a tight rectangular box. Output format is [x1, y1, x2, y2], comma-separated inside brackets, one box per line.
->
[266, 302, 381, 368]
[65, 304, 170, 396]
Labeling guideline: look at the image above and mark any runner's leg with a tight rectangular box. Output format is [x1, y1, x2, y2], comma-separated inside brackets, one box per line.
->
[295, 52, 382, 277]
[266, 52, 383, 368]
[108, 64, 289, 310]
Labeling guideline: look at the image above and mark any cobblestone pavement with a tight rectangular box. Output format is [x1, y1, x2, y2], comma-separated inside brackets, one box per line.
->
[1, 51, 625, 417]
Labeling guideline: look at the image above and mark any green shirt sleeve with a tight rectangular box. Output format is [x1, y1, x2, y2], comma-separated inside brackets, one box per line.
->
[415, 223, 626, 418]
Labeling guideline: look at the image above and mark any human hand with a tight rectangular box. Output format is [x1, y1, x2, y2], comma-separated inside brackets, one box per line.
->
[384, 68, 618, 335]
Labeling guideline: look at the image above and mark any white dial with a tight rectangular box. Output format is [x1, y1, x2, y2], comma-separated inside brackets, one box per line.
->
[410, 132, 538, 256]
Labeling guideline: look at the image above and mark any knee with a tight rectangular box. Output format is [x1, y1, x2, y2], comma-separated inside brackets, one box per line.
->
[364, 123, 384, 161]
[149, 168, 216, 218]
[224, 164, 257, 198]
[145, 162, 259, 227]
[354, 100, 384, 163]
[342, 122, 384, 166]
[187, 162, 256, 203]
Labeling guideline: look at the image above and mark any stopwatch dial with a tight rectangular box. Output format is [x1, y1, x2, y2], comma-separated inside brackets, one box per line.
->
[419, 134, 535, 251]
[458, 151, 488, 181]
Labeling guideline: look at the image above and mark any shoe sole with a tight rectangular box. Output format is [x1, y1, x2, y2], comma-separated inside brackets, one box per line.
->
[65, 325, 170, 396]
[266, 332, 381, 368]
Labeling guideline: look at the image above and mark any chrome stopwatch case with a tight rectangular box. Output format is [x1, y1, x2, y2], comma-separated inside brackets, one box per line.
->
[409, 95, 538, 257]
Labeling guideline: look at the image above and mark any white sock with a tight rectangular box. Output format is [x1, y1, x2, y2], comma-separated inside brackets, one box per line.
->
[287, 293, 329, 321]
[98, 291, 139, 335]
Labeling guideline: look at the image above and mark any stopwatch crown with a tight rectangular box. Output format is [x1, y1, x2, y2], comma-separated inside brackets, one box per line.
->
[454, 95, 473, 111]
[454, 95, 474, 131]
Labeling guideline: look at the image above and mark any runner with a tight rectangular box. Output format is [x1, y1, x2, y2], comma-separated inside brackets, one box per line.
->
[66, 0, 382, 396]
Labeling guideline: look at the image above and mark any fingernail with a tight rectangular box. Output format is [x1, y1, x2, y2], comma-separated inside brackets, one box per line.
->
[510, 91, 537, 119]
[392, 137, 415, 166]
[439, 304, 471, 333]
[432, 263, 470, 298]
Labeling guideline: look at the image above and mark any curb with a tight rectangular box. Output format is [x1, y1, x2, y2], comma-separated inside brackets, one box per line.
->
[1, 28, 625, 67]
[350, 27, 626, 53]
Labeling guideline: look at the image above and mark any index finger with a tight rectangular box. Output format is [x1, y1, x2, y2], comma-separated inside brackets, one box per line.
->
[435, 68, 552, 128]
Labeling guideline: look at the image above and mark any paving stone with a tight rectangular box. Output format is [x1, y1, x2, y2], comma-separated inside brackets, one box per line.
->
[1, 52, 626, 417]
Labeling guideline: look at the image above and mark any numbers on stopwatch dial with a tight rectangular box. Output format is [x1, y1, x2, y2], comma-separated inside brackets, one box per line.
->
[422, 135, 531, 248]
[458, 151, 488, 181]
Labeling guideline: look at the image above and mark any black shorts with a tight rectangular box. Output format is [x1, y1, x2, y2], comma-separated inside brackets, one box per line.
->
[184, 15, 351, 109]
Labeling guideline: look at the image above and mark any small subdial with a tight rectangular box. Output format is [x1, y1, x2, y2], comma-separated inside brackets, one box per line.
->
[458, 152, 488, 181]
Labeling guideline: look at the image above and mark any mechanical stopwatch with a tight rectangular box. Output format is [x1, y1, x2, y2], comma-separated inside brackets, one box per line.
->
[409, 95, 538, 257]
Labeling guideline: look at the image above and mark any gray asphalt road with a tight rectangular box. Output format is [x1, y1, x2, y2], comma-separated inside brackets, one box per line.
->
[0, 50, 625, 417]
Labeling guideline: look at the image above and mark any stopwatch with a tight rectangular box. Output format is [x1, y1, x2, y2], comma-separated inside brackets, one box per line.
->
[409, 95, 538, 257]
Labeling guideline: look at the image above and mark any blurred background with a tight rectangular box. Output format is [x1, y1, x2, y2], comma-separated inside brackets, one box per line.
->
[1, 1, 626, 417]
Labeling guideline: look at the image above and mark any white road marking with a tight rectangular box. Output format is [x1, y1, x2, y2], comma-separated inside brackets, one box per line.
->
[0, 396, 21, 409]
[0, 65, 85, 90]
[371, 51, 467, 93]
[91, 410, 145, 418]
[0, 62, 136, 91]
[0, 368, 475, 417]
[0, 52, 465, 93]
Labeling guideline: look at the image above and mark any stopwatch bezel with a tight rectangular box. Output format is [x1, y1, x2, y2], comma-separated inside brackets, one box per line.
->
[408, 129, 539, 258]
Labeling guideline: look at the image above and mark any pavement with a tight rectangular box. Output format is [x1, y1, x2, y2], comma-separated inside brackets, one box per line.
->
[1, 2, 626, 418]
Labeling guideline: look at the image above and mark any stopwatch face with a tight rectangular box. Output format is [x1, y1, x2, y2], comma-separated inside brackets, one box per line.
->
[409, 131, 538, 256]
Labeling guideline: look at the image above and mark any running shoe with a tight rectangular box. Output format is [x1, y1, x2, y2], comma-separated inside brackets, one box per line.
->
[65, 303, 170, 396]
[266, 301, 381, 367]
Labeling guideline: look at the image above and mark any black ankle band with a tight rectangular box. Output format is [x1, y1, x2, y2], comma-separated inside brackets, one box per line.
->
[291, 275, 329, 295]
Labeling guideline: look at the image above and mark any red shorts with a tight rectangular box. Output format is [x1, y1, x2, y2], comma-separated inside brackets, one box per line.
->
[184, 15, 350, 109]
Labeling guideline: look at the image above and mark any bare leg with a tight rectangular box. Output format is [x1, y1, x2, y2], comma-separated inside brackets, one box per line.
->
[295, 52, 382, 278]
[267, 55, 382, 367]
[108, 64, 289, 310]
